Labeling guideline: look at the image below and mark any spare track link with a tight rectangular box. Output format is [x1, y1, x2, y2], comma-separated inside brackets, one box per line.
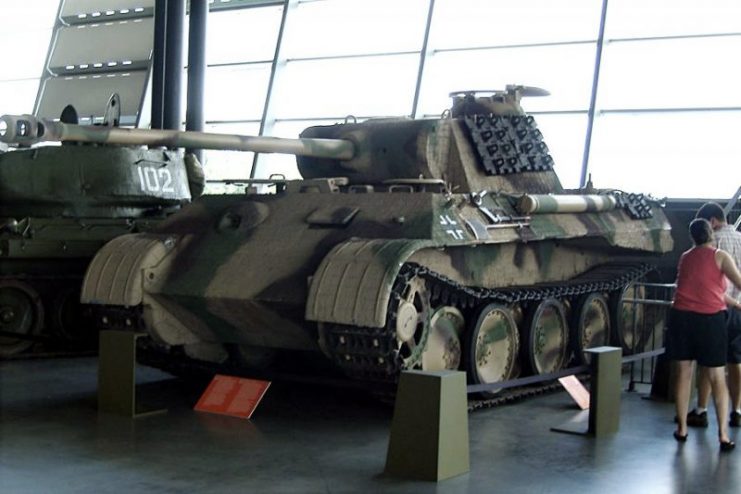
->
[323, 262, 653, 386]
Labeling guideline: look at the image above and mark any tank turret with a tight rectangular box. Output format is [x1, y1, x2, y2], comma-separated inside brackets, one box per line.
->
[296, 86, 560, 194]
[78, 88, 673, 395]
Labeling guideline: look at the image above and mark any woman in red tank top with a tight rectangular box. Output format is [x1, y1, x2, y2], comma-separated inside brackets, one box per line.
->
[669, 218, 741, 451]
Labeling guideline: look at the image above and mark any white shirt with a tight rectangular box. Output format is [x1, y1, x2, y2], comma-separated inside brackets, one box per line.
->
[715, 223, 741, 300]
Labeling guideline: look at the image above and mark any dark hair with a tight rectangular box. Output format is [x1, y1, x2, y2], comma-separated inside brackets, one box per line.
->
[689, 218, 713, 246]
[696, 202, 726, 223]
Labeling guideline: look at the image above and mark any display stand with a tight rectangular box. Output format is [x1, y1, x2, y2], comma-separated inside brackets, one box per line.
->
[98, 330, 167, 418]
[384, 370, 469, 482]
[552, 346, 622, 437]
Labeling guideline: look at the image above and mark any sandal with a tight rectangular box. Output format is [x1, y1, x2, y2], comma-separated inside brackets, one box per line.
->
[720, 440, 735, 452]
[673, 431, 688, 442]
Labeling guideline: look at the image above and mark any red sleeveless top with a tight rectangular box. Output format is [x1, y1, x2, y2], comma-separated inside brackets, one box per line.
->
[673, 247, 727, 314]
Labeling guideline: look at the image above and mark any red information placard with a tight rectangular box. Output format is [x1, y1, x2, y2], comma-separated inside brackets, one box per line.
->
[558, 375, 590, 410]
[194, 374, 271, 419]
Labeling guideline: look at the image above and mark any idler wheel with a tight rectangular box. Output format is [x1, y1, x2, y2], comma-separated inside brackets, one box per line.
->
[572, 293, 610, 365]
[523, 298, 569, 375]
[0, 280, 44, 357]
[393, 275, 431, 369]
[466, 304, 519, 396]
[422, 306, 464, 371]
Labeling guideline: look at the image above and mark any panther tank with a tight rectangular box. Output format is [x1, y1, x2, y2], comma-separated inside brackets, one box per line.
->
[75, 87, 673, 390]
[0, 105, 199, 356]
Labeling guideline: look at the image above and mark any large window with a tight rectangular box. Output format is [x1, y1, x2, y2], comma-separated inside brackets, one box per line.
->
[281, 0, 428, 58]
[598, 37, 741, 110]
[8, 0, 741, 199]
[589, 111, 741, 199]
[605, 0, 741, 38]
[272, 55, 419, 119]
[590, 0, 741, 198]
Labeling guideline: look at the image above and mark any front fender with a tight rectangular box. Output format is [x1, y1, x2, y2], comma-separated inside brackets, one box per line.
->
[305, 238, 434, 328]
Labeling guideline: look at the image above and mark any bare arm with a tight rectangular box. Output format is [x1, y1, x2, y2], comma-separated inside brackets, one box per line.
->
[717, 249, 741, 292]
[725, 293, 741, 310]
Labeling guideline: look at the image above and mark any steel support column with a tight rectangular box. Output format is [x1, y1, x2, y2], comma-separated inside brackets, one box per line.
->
[151, 0, 168, 129]
[186, 0, 208, 162]
[163, 0, 185, 131]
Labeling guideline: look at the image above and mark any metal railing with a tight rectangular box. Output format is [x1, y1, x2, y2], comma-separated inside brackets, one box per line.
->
[620, 281, 676, 391]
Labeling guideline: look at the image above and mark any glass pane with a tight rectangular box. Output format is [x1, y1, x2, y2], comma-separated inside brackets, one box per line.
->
[0, 80, 42, 115]
[533, 113, 588, 189]
[0, 30, 53, 80]
[253, 154, 301, 180]
[202, 122, 260, 181]
[204, 64, 272, 121]
[599, 37, 741, 109]
[0, 1, 59, 30]
[206, 6, 282, 65]
[417, 45, 596, 116]
[0, 1, 58, 81]
[431, 0, 602, 49]
[588, 111, 741, 199]
[606, 0, 741, 39]
[272, 54, 419, 119]
[283, 0, 429, 58]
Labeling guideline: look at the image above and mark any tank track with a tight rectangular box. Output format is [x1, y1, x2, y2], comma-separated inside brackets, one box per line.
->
[322, 262, 653, 385]
[468, 380, 568, 411]
[89, 262, 651, 407]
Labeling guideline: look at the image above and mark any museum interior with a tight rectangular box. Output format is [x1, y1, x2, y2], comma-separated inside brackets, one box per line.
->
[1, 1, 741, 493]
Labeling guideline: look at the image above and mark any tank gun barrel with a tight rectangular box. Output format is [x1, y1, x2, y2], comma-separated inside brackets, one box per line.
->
[0, 114, 355, 160]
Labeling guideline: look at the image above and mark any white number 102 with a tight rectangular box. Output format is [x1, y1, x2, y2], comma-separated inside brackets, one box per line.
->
[136, 166, 175, 193]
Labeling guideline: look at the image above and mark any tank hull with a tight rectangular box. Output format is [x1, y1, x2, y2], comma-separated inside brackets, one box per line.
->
[82, 184, 672, 376]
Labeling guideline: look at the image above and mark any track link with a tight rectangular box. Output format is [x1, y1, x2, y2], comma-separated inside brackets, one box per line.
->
[323, 262, 652, 385]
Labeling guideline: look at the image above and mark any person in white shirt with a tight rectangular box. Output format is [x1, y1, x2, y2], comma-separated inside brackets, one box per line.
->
[686, 202, 741, 429]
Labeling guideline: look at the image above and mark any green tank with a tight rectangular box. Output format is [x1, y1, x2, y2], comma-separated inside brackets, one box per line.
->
[0, 105, 198, 356]
[76, 87, 673, 390]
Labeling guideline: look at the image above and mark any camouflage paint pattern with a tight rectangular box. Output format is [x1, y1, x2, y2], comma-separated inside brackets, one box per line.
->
[82, 176, 671, 344]
[76, 91, 673, 375]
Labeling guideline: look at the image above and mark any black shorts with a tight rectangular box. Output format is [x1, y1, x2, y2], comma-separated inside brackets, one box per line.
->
[666, 308, 727, 367]
[728, 308, 741, 364]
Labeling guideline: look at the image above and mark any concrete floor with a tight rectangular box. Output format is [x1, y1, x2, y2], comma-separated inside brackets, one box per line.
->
[1, 357, 739, 494]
